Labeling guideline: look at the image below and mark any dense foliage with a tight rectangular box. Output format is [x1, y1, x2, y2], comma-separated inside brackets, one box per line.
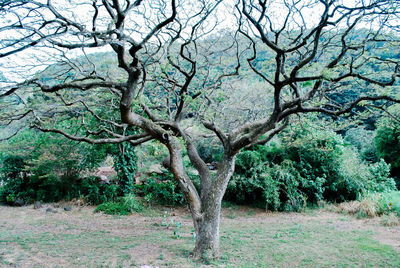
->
[114, 142, 137, 196]
[0, 130, 185, 207]
[225, 123, 396, 211]
[0, 129, 118, 205]
[375, 125, 400, 186]
[134, 174, 185, 206]
[94, 193, 143, 215]
[1, 117, 398, 211]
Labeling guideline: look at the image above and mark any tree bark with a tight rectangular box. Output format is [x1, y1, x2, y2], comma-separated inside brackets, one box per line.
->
[193, 200, 222, 259]
[193, 154, 236, 259]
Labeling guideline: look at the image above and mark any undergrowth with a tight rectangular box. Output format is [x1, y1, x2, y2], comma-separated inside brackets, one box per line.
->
[94, 194, 143, 215]
[337, 191, 400, 221]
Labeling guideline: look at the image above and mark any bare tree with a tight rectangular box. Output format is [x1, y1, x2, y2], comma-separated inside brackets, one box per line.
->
[1, 0, 400, 259]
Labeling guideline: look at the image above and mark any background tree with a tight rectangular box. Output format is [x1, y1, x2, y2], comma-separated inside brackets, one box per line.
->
[1, 0, 400, 259]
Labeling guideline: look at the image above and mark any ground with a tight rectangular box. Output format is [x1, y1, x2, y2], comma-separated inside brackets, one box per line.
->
[0, 203, 399, 267]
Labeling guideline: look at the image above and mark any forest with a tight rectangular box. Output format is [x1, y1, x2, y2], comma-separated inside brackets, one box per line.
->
[0, 0, 400, 266]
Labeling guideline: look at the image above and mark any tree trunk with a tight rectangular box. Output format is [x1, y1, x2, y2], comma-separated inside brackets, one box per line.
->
[193, 154, 236, 259]
[193, 201, 222, 259]
[167, 135, 236, 260]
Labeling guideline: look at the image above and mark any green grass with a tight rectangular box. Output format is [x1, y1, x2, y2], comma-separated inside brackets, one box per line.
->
[213, 223, 399, 267]
[0, 205, 399, 267]
[1, 230, 139, 266]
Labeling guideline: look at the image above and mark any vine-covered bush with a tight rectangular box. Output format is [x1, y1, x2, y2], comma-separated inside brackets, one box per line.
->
[114, 142, 137, 195]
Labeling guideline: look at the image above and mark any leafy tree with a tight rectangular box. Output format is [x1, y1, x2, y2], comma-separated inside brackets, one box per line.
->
[1, 0, 400, 259]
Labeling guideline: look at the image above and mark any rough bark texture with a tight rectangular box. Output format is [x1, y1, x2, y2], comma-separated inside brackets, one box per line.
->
[192, 154, 236, 258]
[193, 201, 221, 259]
[167, 138, 202, 224]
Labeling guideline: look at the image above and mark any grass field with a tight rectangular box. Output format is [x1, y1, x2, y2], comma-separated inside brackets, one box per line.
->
[0, 204, 399, 267]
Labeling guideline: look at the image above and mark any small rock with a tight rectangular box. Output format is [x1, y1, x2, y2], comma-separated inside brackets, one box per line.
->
[64, 206, 72, 211]
[33, 201, 42, 209]
[53, 203, 61, 208]
[13, 198, 24, 207]
[46, 208, 57, 213]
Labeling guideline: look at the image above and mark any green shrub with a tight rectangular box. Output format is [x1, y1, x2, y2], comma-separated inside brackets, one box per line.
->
[134, 173, 185, 205]
[385, 191, 400, 217]
[375, 125, 400, 187]
[0, 126, 116, 205]
[360, 191, 399, 217]
[94, 193, 143, 215]
[0, 155, 34, 204]
[226, 159, 309, 211]
[196, 140, 223, 163]
[94, 202, 131, 215]
[366, 159, 397, 193]
[1, 155, 25, 179]
[225, 125, 395, 211]
[79, 176, 119, 205]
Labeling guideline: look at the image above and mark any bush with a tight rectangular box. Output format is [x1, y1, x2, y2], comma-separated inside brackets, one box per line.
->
[0, 135, 136, 205]
[0, 126, 116, 205]
[196, 139, 223, 163]
[1, 155, 25, 179]
[226, 159, 309, 211]
[366, 159, 397, 193]
[79, 176, 119, 205]
[134, 173, 185, 205]
[225, 125, 396, 211]
[0, 155, 37, 204]
[375, 125, 400, 187]
[385, 191, 400, 217]
[94, 194, 143, 215]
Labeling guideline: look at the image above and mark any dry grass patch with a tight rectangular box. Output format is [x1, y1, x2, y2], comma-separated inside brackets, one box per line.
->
[381, 213, 400, 227]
